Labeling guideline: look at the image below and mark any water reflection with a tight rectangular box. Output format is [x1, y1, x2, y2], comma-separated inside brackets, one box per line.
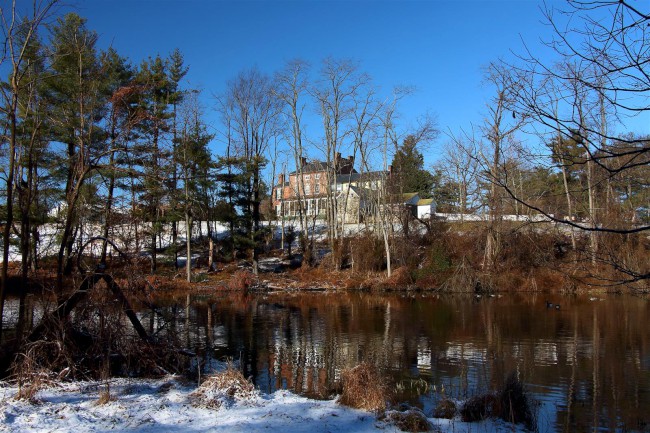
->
[155, 292, 649, 432]
[6, 291, 650, 432]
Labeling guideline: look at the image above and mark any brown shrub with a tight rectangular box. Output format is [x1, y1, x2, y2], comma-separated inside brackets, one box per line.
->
[338, 362, 388, 413]
[383, 266, 413, 289]
[350, 234, 385, 273]
[227, 269, 255, 291]
[321, 238, 351, 271]
[432, 399, 457, 419]
[459, 373, 536, 430]
[439, 257, 480, 293]
[497, 372, 536, 430]
[191, 363, 257, 409]
[386, 409, 435, 432]
[460, 393, 497, 422]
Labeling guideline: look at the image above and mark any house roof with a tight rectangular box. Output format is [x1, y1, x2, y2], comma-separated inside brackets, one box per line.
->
[290, 161, 328, 174]
[335, 171, 386, 184]
[417, 198, 435, 206]
[337, 185, 374, 200]
[289, 157, 357, 176]
[402, 192, 418, 200]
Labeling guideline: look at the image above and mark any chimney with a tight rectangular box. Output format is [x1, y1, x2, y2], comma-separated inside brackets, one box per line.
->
[388, 165, 392, 175]
[301, 156, 307, 167]
[278, 173, 285, 184]
[335, 152, 341, 162]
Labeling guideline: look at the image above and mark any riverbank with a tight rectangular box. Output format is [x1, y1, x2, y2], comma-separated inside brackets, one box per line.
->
[0, 376, 525, 433]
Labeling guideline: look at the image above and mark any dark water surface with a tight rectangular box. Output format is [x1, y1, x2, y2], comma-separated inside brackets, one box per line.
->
[5, 290, 650, 432]
[159, 292, 650, 433]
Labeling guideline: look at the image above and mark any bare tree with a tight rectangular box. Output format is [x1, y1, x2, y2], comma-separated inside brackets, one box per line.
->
[274, 59, 313, 263]
[312, 58, 366, 264]
[441, 134, 480, 222]
[222, 68, 280, 275]
[510, 2, 650, 233]
[477, 63, 527, 271]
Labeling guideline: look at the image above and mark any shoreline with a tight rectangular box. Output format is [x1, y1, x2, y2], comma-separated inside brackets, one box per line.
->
[0, 375, 524, 433]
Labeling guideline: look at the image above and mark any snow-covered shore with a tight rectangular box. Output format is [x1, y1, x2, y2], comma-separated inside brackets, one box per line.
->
[0, 377, 523, 433]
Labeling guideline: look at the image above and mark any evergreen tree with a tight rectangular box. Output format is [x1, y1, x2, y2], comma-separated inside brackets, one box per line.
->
[44, 13, 110, 286]
[98, 48, 135, 260]
[176, 92, 214, 281]
[390, 135, 435, 198]
[133, 55, 173, 272]
[167, 48, 189, 268]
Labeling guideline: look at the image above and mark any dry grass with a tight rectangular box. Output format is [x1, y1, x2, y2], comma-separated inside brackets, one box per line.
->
[498, 372, 536, 430]
[11, 339, 72, 401]
[191, 363, 257, 409]
[228, 269, 256, 291]
[459, 373, 536, 430]
[96, 389, 114, 405]
[338, 362, 389, 413]
[383, 267, 414, 289]
[385, 409, 435, 432]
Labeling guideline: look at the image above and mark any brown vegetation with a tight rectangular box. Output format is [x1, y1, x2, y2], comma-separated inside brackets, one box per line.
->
[459, 372, 536, 430]
[191, 363, 257, 409]
[432, 399, 457, 419]
[338, 362, 389, 413]
[384, 408, 435, 432]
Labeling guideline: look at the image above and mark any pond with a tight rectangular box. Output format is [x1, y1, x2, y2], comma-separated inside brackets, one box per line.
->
[147, 291, 650, 433]
[4, 290, 650, 432]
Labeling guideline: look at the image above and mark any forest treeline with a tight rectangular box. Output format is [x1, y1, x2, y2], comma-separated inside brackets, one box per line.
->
[1, 0, 649, 334]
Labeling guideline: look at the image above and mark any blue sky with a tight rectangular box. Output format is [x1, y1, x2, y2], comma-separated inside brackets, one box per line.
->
[67, 0, 645, 168]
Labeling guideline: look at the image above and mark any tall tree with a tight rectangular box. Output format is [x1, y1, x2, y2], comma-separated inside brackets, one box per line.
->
[220, 68, 279, 275]
[274, 59, 313, 263]
[440, 135, 480, 220]
[0, 0, 57, 337]
[99, 48, 136, 261]
[176, 90, 213, 282]
[478, 63, 526, 271]
[167, 48, 189, 269]
[43, 12, 109, 289]
[505, 1, 650, 284]
[133, 55, 172, 273]
[313, 58, 364, 256]
[389, 134, 435, 198]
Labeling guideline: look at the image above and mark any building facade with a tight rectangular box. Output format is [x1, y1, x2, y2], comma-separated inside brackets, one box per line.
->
[272, 156, 434, 224]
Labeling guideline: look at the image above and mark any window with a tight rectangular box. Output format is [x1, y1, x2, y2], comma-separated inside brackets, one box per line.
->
[305, 181, 311, 195]
[315, 182, 320, 194]
[276, 188, 282, 200]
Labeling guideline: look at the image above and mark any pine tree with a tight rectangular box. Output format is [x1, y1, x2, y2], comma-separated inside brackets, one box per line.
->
[167, 48, 189, 268]
[98, 48, 135, 260]
[44, 13, 110, 287]
[390, 135, 435, 198]
[133, 55, 173, 272]
[176, 92, 214, 281]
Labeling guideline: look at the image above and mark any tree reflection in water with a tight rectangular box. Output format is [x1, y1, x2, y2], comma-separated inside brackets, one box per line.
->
[5, 291, 650, 432]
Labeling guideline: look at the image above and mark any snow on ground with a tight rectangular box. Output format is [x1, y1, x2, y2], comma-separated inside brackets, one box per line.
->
[0, 377, 524, 433]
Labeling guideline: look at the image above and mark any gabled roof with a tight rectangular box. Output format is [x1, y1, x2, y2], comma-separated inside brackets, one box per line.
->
[338, 185, 373, 201]
[417, 198, 435, 206]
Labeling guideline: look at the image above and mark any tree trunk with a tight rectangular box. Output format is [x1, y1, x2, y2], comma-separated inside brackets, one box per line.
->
[0, 104, 17, 340]
[185, 212, 192, 283]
